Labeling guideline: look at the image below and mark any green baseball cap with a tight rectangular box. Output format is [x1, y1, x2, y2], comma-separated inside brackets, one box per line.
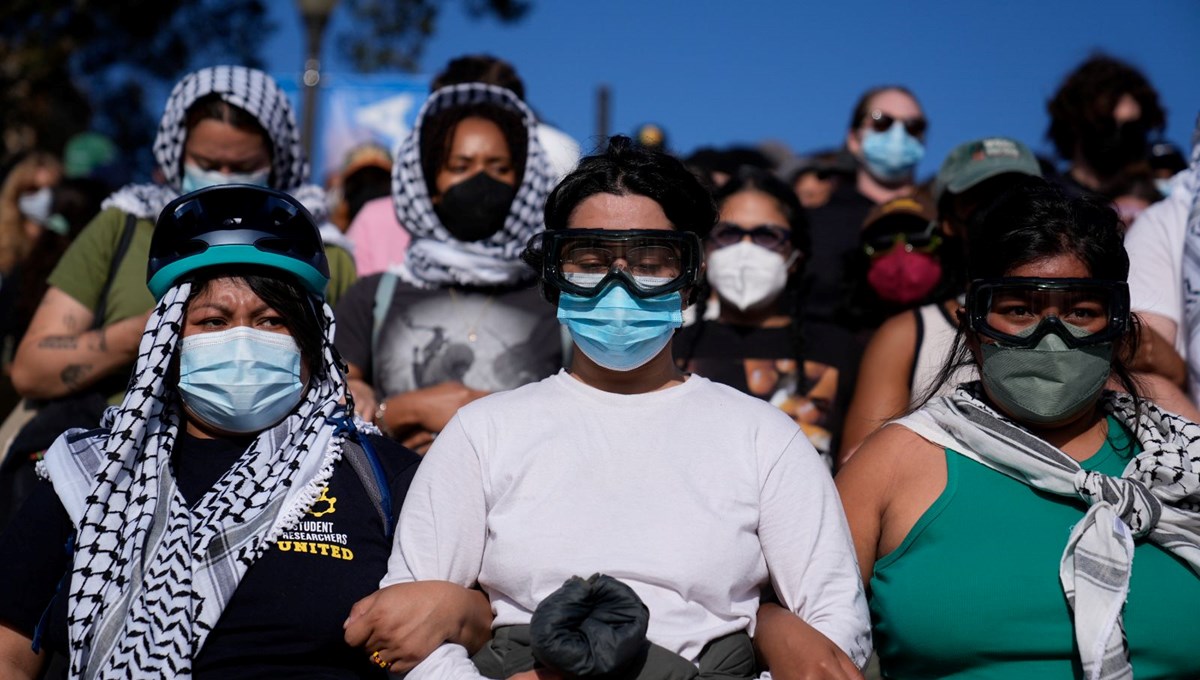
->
[63, 132, 118, 179]
[933, 137, 1041, 205]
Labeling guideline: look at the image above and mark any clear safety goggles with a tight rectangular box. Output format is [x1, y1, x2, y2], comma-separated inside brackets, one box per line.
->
[964, 277, 1130, 349]
[524, 229, 702, 299]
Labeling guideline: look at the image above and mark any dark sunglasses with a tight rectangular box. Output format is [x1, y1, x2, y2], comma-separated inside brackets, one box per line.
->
[865, 109, 928, 138]
[710, 222, 792, 251]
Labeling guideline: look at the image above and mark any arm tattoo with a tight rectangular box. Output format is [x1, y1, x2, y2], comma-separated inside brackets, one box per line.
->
[85, 328, 109, 353]
[60, 364, 92, 391]
[38, 335, 79, 350]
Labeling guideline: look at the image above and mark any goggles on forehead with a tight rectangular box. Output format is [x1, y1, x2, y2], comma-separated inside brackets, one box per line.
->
[964, 277, 1130, 349]
[523, 229, 703, 300]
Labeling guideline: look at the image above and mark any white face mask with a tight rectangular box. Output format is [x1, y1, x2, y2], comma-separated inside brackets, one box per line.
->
[18, 187, 53, 225]
[706, 241, 796, 312]
[181, 161, 270, 193]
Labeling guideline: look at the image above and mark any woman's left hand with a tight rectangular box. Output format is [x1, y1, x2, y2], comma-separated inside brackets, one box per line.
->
[754, 603, 864, 680]
[344, 581, 493, 673]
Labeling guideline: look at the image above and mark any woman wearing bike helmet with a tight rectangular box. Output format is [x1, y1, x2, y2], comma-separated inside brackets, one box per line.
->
[344, 138, 869, 679]
[0, 186, 489, 678]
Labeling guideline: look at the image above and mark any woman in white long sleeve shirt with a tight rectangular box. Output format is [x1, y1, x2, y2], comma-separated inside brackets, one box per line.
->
[345, 136, 871, 679]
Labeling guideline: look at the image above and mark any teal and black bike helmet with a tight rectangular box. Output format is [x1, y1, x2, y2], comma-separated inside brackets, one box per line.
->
[147, 185, 330, 300]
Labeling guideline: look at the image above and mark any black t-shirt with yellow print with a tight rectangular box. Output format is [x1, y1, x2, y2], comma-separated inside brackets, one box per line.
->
[0, 431, 420, 678]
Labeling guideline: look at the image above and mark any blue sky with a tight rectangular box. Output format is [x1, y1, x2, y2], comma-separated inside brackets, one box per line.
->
[263, 0, 1200, 178]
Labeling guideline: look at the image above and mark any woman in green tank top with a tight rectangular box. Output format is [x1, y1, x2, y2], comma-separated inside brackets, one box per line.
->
[754, 177, 1200, 679]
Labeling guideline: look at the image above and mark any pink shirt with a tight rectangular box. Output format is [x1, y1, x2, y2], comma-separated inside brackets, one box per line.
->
[345, 196, 409, 276]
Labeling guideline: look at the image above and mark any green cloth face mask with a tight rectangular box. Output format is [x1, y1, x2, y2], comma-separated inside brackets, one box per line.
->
[979, 323, 1113, 426]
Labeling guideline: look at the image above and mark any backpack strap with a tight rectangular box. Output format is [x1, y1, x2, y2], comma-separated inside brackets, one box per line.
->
[370, 272, 398, 382]
[339, 429, 395, 537]
[32, 533, 75, 653]
[91, 213, 138, 330]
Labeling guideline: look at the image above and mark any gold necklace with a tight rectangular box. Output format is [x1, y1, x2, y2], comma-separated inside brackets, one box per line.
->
[448, 288, 497, 343]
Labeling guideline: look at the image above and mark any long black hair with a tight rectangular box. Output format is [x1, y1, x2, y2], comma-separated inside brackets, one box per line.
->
[544, 135, 716, 239]
[917, 176, 1142, 410]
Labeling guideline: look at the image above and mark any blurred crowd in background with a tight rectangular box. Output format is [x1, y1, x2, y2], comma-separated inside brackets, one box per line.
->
[0, 50, 1192, 469]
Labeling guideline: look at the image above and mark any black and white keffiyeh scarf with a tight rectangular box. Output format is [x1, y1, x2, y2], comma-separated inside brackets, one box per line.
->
[102, 65, 334, 233]
[39, 283, 350, 679]
[390, 83, 555, 289]
[894, 383, 1200, 680]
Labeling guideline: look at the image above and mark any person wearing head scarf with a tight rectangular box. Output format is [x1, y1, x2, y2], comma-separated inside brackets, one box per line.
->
[11, 66, 357, 418]
[333, 83, 561, 452]
[0, 185, 493, 678]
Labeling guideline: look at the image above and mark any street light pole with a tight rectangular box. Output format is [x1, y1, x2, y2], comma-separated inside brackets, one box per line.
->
[296, 0, 339, 158]
[596, 84, 611, 142]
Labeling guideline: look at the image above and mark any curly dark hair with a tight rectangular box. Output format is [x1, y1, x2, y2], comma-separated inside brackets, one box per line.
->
[544, 135, 717, 239]
[1046, 54, 1166, 160]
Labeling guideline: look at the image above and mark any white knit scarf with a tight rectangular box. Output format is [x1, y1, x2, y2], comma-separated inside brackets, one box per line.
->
[389, 83, 554, 289]
[894, 383, 1200, 680]
[39, 282, 349, 679]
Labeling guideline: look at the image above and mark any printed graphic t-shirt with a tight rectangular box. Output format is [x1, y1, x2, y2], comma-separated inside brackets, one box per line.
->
[335, 273, 562, 397]
[674, 320, 860, 465]
[0, 432, 420, 678]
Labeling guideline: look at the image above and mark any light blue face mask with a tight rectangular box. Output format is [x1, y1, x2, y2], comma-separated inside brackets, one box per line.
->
[178, 326, 304, 434]
[181, 162, 271, 194]
[861, 123, 925, 183]
[1154, 178, 1173, 198]
[557, 282, 683, 372]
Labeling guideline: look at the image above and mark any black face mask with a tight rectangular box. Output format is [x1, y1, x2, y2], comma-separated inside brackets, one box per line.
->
[1080, 119, 1148, 178]
[434, 172, 517, 243]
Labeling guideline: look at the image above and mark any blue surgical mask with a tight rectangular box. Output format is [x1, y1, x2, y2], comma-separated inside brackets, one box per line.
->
[1154, 178, 1173, 198]
[178, 326, 304, 434]
[861, 123, 924, 183]
[181, 161, 270, 193]
[557, 282, 683, 372]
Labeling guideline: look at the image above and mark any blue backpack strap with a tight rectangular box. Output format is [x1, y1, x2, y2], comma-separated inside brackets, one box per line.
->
[331, 416, 395, 537]
[32, 533, 75, 653]
[371, 272, 398, 371]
